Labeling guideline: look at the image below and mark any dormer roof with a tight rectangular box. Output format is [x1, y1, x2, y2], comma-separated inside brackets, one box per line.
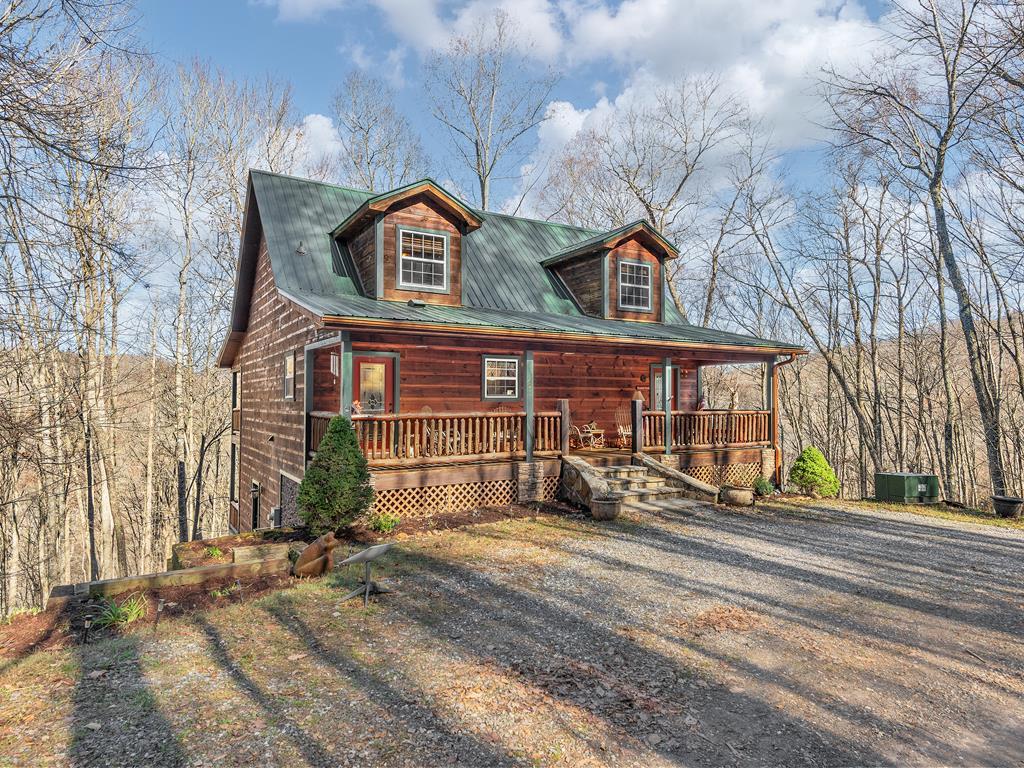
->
[541, 220, 678, 267]
[330, 178, 483, 239]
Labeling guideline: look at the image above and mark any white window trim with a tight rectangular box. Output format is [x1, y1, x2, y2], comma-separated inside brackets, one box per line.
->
[396, 225, 450, 294]
[618, 259, 653, 312]
[283, 352, 295, 400]
[482, 355, 521, 401]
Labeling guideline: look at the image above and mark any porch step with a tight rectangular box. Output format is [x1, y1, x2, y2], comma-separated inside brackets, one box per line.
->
[580, 456, 699, 519]
[604, 476, 667, 491]
[592, 465, 649, 480]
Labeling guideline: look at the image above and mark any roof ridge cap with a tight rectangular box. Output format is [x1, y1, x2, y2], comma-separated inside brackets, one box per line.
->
[249, 168, 375, 196]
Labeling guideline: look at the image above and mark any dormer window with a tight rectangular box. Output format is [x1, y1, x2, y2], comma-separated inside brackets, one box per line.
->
[398, 226, 449, 292]
[618, 260, 652, 312]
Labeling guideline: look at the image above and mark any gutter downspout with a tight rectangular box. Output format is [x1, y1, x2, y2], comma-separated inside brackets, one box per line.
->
[771, 353, 798, 487]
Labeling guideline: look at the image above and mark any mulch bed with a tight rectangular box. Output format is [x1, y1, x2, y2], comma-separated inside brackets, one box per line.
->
[0, 572, 295, 659]
[173, 528, 309, 568]
[345, 500, 579, 542]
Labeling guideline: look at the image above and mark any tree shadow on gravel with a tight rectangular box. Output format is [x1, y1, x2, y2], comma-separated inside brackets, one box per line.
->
[460, 516, 1023, 763]
[367, 546, 893, 767]
[262, 600, 528, 767]
[523, 519, 1024, 684]
[69, 635, 187, 768]
[553, 511, 1024, 644]
[196, 617, 339, 767]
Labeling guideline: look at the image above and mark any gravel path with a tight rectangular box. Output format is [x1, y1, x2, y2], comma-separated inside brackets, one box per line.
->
[2, 500, 1021, 767]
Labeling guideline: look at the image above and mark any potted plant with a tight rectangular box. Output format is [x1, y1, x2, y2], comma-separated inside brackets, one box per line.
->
[991, 495, 1024, 519]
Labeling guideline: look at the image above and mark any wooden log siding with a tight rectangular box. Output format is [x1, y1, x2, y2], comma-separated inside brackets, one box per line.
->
[308, 412, 333, 456]
[234, 236, 320, 530]
[349, 410, 561, 466]
[642, 410, 770, 450]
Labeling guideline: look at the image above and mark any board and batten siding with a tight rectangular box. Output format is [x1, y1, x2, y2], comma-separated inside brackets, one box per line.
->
[552, 234, 664, 321]
[553, 254, 604, 316]
[606, 236, 662, 322]
[347, 222, 377, 296]
[234, 235, 319, 531]
[379, 195, 463, 305]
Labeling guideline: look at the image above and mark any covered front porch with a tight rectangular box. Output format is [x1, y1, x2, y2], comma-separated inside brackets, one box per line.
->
[302, 329, 783, 484]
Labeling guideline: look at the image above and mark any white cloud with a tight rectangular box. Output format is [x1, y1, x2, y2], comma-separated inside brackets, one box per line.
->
[562, 0, 881, 148]
[260, 0, 346, 22]
[298, 113, 343, 160]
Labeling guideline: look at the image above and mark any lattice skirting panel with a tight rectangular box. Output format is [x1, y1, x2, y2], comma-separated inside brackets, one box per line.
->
[540, 474, 560, 500]
[683, 462, 761, 488]
[371, 479, 517, 519]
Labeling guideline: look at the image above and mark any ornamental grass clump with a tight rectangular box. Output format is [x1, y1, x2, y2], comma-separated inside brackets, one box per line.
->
[94, 593, 147, 630]
[297, 415, 374, 536]
[789, 446, 840, 498]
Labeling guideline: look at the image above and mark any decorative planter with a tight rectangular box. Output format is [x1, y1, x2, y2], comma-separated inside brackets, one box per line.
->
[720, 485, 755, 507]
[992, 495, 1024, 519]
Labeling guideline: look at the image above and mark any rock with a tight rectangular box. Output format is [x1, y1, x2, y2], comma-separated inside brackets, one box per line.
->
[720, 485, 755, 506]
[85, 722, 102, 731]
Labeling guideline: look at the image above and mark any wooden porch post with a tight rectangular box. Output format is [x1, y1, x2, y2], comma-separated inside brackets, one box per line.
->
[631, 398, 643, 454]
[340, 331, 353, 418]
[557, 398, 571, 456]
[524, 351, 535, 462]
[769, 356, 781, 486]
[663, 357, 673, 455]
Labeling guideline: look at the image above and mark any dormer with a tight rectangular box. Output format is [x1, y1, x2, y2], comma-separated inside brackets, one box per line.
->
[331, 180, 482, 307]
[542, 220, 678, 322]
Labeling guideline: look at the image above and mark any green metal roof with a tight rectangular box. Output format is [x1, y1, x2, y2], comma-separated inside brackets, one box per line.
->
[279, 288, 801, 350]
[232, 169, 802, 356]
[541, 219, 678, 266]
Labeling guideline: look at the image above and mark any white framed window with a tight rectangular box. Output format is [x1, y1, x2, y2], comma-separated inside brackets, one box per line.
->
[283, 352, 295, 400]
[231, 370, 240, 410]
[619, 260, 652, 311]
[482, 356, 520, 400]
[398, 227, 449, 292]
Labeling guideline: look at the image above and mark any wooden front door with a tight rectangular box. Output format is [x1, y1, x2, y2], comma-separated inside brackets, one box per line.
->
[651, 365, 681, 410]
[353, 356, 395, 414]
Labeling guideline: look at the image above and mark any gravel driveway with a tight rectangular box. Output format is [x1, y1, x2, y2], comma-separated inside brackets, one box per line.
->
[3, 500, 1022, 767]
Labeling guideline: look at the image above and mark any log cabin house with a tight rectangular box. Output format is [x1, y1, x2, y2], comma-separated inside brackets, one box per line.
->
[218, 170, 804, 532]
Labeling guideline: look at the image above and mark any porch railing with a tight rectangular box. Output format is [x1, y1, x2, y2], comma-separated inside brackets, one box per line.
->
[309, 409, 562, 465]
[641, 410, 770, 450]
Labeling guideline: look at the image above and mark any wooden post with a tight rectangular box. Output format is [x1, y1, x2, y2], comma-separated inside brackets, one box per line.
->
[631, 398, 643, 454]
[663, 357, 673, 456]
[769, 357, 781, 486]
[557, 398, 570, 456]
[524, 351, 535, 462]
[340, 331, 353, 418]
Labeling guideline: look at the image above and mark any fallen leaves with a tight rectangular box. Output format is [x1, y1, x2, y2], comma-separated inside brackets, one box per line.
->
[687, 605, 764, 635]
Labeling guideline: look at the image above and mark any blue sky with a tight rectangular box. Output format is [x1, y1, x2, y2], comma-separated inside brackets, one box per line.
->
[136, 0, 889, 209]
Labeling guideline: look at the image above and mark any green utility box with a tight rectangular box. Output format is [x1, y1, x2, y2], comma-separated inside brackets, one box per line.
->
[874, 473, 940, 504]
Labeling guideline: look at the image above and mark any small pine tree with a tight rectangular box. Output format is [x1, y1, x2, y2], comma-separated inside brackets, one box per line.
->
[297, 415, 374, 536]
[789, 446, 840, 497]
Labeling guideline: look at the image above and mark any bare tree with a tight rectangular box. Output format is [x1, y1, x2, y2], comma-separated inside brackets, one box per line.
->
[824, 0, 1015, 495]
[330, 71, 425, 191]
[427, 10, 557, 209]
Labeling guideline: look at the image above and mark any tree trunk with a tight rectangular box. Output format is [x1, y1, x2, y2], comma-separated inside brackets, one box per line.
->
[930, 183, 1005, 496]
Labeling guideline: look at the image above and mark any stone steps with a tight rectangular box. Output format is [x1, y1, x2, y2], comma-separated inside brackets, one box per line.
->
[584, 461, 696, 518]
